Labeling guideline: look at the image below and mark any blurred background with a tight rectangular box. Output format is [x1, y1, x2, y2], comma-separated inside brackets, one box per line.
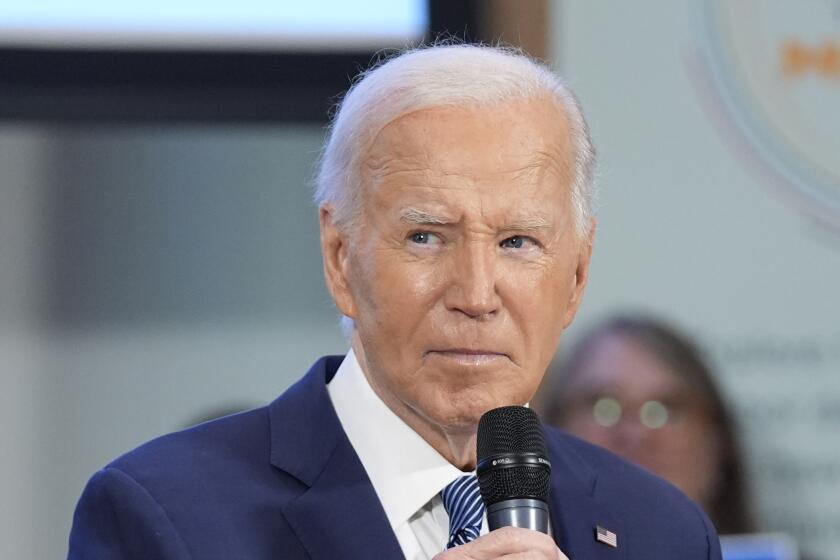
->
[1, 1, 838, 558]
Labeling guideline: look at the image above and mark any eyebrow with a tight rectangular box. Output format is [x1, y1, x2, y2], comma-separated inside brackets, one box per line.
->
[400, 207, 553, 232]
[399, 207, 453, 225]
[503, 216, 552, 232]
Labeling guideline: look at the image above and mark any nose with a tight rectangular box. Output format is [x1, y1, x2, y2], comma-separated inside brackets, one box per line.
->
[443, 240, 501, 319]
[615, 418, 650, 445]
[609, 414, 659, 459]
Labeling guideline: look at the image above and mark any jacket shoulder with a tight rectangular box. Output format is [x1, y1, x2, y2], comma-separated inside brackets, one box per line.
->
[70, 406, 310, 559]
[544, 426, 722, 559]
[545, 426, 689, 501]
[105, 406, 308, 514]
[108, 407, 271, 480]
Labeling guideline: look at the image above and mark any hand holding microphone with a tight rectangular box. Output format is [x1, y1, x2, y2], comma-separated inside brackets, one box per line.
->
[433, 406, 568, 560]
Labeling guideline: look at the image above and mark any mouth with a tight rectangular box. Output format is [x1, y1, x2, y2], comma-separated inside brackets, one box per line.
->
[425, 348, 511, 366]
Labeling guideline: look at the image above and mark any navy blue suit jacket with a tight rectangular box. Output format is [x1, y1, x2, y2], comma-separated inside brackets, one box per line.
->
[69, 355, 722, 559]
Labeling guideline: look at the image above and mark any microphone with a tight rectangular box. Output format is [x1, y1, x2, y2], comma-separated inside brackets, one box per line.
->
[476, 406, 551, 534]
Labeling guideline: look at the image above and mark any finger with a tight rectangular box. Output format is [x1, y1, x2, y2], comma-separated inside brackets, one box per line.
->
[431, 527, 560, 559]
[496, 546, 570, 560]
[495, 551, 569, 560]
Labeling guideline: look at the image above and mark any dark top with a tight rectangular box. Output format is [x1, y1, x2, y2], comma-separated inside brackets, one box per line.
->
[68, 355, 722, 559]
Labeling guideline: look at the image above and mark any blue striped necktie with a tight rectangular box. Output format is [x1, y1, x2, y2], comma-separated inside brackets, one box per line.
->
[441, 474, 485, 549]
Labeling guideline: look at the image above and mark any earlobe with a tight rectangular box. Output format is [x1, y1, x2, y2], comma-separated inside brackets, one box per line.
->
[319, 206, 357, 319]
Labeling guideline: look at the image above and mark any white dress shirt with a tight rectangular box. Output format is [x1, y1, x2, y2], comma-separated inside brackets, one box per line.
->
[327, 349, 488, 560]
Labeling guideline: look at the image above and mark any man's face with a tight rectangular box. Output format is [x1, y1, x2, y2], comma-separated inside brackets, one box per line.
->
[322, 97, 593, 440]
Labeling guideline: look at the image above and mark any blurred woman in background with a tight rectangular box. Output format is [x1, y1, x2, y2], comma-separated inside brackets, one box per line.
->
[537, 315, 754, 535]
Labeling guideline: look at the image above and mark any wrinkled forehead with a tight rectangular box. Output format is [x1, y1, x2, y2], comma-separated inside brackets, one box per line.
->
[361, 97, 574, 189]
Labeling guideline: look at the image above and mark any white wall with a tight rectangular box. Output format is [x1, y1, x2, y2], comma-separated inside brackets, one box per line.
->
[0, 127, 53, 559]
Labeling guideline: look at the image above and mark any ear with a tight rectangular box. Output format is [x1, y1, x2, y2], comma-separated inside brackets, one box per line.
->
[562, 218, 596, 328]
[319, 206, 357, 319]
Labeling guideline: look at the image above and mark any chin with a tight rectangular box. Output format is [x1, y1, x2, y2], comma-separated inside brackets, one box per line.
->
[427, 386, 520, 432]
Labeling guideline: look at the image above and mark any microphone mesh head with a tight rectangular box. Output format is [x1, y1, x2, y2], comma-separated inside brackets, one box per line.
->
[477, 406, 548, 458]
[476, 406, 551, 505]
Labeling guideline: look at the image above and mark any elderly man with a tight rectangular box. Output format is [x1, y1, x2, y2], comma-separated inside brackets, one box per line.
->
[69, 45, 721, 559]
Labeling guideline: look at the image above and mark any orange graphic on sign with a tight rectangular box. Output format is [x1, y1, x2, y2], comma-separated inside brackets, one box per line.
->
[781, 40, 840, 78]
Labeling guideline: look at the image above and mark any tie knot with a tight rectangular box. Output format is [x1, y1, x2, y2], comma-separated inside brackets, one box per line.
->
[441, 474, 485, 549]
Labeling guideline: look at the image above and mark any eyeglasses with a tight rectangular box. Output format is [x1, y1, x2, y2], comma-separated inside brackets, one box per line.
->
[592, 397, 668, 428]
[566, 395, 703, 430]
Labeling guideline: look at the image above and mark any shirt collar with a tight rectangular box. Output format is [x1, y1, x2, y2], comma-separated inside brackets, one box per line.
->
[327, 349, 465, 532]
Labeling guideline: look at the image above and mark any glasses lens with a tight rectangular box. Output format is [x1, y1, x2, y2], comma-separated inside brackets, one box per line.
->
[592, 397, 622, 427]
[639, 400, 669, 429]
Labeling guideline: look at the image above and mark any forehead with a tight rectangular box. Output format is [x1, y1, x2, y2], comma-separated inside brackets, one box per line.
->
[367, 97, 570, 171]
[361, 97, 574, 205]
[568, 334, 686, 398]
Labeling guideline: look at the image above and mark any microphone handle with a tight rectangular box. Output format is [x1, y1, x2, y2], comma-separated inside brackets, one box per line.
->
[486, 498, 550, 534]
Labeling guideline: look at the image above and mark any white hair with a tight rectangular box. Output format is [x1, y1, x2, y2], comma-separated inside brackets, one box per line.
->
[315, 43, 596, 237]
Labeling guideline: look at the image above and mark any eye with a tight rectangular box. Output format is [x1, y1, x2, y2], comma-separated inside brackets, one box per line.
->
[499, 235, 536, 249]
[408, 231, 442, 245]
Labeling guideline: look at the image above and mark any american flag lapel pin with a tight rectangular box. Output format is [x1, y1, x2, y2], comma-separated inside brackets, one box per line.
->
[595, 525, 618, 548]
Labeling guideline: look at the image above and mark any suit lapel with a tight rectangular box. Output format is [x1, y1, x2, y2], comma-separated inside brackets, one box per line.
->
[280, 436, 404, 560]
[269, 356, 404, 560]
[269, 359, 628, 559]
[546, 430, 626, 560]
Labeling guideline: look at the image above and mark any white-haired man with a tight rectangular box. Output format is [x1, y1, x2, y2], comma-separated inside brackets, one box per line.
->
[69, 45, 722, 560]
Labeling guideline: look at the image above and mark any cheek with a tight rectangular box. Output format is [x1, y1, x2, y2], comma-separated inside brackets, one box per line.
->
[502, 264, 575, 346]
[562, 416, 607, 443]
[672, 424, 719, 465]
[350, 248, 447, 336]
[392, 265, 447, 308]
